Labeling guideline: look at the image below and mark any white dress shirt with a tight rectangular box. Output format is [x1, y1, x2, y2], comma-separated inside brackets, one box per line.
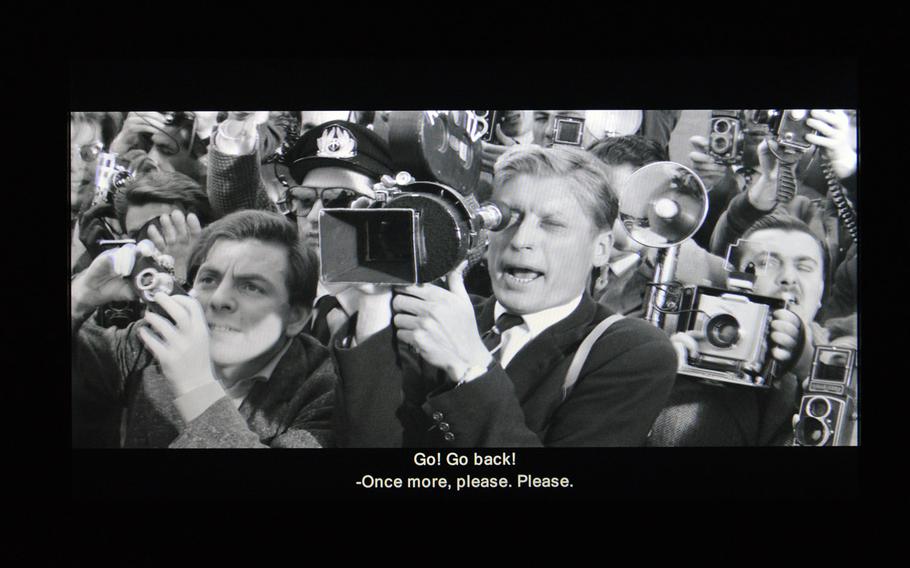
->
[492, 294, 584, 368]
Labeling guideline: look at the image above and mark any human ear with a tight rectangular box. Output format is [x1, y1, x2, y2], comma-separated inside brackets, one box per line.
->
[591, 229, 614, 269]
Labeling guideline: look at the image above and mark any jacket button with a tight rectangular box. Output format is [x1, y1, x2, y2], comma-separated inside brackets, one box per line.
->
[443, 432, 455, 442]
[432, 411, 444, 422]
[439, 422, 450, 432]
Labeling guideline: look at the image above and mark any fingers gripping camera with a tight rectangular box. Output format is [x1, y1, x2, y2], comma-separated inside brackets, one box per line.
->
[129, 240, 188, 321]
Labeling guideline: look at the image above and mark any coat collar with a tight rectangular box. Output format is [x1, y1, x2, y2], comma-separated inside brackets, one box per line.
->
[238, 333, 329, 439]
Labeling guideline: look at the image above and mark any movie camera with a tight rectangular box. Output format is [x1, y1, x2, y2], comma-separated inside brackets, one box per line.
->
[618, 162, 789, 388]
[318, 111, 512, 285]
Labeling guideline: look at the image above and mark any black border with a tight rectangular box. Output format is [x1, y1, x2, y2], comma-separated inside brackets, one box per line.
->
[53, 48, 887, 514]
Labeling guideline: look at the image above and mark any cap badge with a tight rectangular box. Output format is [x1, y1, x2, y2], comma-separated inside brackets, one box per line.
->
[316, 126, 358, 159]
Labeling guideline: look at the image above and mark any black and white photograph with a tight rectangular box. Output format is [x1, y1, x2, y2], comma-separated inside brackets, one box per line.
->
[69, 107, 858, 452]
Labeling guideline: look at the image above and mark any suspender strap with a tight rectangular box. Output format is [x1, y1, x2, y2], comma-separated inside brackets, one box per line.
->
[562, 314, 625, 400]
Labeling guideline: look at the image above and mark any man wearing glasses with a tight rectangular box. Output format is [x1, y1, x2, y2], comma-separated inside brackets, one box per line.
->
[207, 116, 394, 344]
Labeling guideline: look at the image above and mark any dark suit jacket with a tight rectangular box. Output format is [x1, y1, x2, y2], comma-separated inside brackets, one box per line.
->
[332, 294, 677, 447]
[73, 318, 336, 448]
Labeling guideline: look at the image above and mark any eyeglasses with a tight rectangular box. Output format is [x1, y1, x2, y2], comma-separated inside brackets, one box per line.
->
[284, 186, 360, 217]
[72, 142, 103, 162]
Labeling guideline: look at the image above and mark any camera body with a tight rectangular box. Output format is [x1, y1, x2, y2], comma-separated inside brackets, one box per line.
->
[475, 110, 501, 142]
[749, 109, 818, 153]
[552, 116, 585, 146]
[319, 175, 510, 285]
[667, 284, 787, 388]
[128, 243, 188, 322]
[708, 110, 745, 164]
[92, 152, 134, 207]
[794, 346, 858, 446]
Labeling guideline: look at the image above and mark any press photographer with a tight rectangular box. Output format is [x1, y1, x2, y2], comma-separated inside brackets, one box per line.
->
[653, 215, 857, 446]
[206, 113, 395, 344]
[709, 110, 857, 281]
[331, 144, 678, 447]
[71, 210, 335, 448]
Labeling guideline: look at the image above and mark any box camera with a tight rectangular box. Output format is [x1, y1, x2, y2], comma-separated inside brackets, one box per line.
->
[552, 116, 585, 146]
[319, 174, 511, 285]
[708, 110, 745, 165]
[749, 109, 817, 153]
[793, 346, 858, 446]
[667, 284, 787, 388]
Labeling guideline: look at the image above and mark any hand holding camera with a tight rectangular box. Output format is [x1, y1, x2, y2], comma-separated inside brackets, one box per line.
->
[669, 307, 803, 374]
[138, 292, 216, 396]
[72, 241, 150, 311]
[391, 261, 492, 383]
[109, 111, 170, 154]
[804, 109, 857, 179]
[144, 210, 203, 283]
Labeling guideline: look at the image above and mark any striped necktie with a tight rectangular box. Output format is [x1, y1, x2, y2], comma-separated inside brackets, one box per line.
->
[482, 313, 525, 361]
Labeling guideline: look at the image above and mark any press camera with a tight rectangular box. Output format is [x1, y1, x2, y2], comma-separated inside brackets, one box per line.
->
[618, 162, 788, 388]
[793, 346, 858, 446]
[667, 277, 787, 388]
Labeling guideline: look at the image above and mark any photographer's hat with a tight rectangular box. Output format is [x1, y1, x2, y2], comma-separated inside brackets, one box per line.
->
[289, 120, 393, 183]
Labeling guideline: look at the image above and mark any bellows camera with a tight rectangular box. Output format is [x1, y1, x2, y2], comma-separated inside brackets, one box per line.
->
[319, 172, 511, 284]
[618, 162, 787, 388]
[669, 282, 787, 387]
[793, 346, 858, 446]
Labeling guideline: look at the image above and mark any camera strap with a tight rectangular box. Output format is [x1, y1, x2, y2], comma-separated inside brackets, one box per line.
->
[562, 314, 625, 401]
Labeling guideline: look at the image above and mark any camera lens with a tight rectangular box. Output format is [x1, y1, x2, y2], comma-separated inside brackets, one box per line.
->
[807, 397, 831, 418]
[705, 314, 740, 348]
[711, 137, 729, 151]
[789, 109, 808, 120]
[795, 416, 829, 446]
[714, 120, 730, 133]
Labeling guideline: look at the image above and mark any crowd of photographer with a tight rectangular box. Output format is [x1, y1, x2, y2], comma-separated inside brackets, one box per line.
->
[70, 109, 859, 448]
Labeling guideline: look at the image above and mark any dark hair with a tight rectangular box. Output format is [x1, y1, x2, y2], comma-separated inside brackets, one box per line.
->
[737, 213, 828, 283]
[113, 170, 214, 230]
[587, 135, 668, 168]
[186, 210, 318, 309]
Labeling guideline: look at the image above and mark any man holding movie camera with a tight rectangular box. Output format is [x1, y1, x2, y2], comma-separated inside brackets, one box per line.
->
[206, 113, 395, 345]
[71, 209, 336, 448]
[331, 144, 678, 447]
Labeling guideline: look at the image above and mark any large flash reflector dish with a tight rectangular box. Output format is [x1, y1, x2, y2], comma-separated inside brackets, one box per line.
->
[618, 161, 708, 249]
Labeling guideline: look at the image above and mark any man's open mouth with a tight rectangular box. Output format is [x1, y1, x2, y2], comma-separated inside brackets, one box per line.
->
[780, 291, 801, 306]
[209, 324, 240, 333]
[501, 263, 544, 284]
